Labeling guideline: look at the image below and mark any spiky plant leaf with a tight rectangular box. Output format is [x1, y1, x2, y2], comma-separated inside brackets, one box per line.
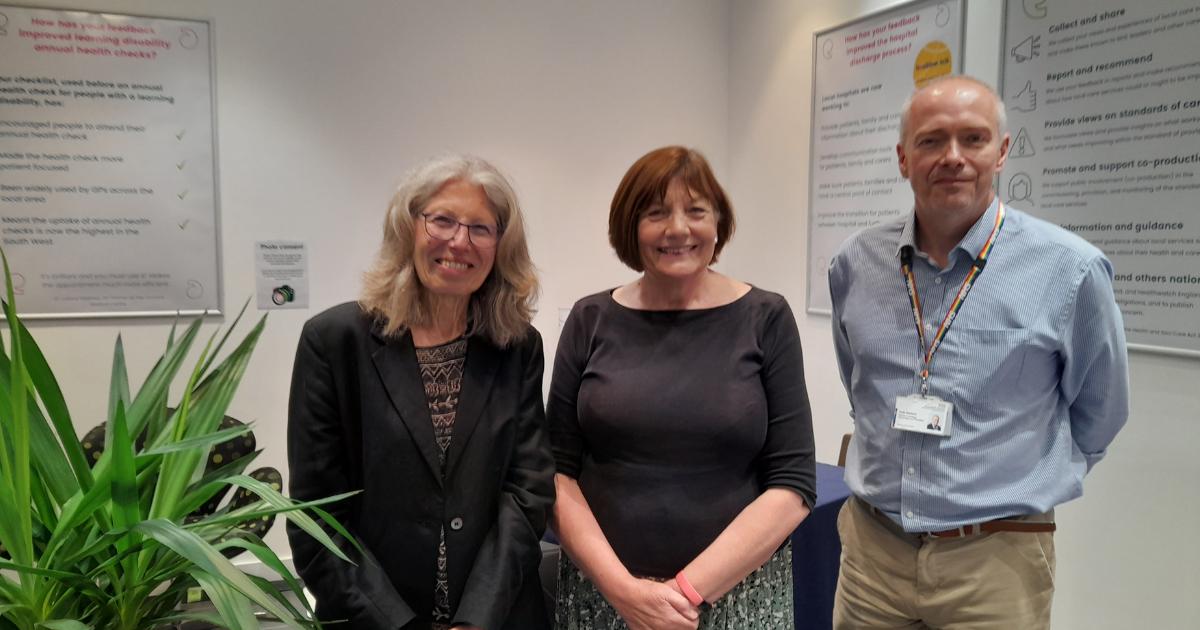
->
[187, 569, 256, 630]
[108, 400, 140, 585]
[107, 337, 130, 441]
[37, 621, 90, 630]
[132, 520, 306, 630]
[216, 535, 314, 618]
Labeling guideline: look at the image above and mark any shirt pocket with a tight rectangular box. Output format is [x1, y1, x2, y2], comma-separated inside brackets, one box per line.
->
[936, 328, 1031, 407]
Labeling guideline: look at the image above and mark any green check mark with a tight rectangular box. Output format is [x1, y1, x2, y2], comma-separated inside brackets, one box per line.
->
[178, 190, 188, 200]
[176, 160, 186, 170]
[176, 129, 186, 140]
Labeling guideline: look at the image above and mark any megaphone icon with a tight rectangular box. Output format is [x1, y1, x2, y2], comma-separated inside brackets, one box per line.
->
[1011, 36, 1041, 63]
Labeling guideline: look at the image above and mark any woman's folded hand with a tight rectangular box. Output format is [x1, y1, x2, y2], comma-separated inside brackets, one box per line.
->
[609, 577, 699, 630]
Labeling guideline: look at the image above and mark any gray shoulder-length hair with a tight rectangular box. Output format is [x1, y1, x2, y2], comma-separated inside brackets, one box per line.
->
[359, 155, 539, 348]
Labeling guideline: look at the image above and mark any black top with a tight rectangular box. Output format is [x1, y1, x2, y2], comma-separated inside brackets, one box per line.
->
[415, 337, 467, 628]
[548, 288, 816, 578]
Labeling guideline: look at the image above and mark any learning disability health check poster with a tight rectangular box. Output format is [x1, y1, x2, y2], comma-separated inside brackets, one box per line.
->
[0, 6, 220, 318]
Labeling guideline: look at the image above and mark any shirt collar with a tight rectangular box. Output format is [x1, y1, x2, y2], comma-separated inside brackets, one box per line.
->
[894, 196, 1002, 261]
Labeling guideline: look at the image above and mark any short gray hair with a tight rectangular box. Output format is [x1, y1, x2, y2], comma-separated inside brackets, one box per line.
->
[898, 75, 1007, 143]
[360, 155, 539, 347]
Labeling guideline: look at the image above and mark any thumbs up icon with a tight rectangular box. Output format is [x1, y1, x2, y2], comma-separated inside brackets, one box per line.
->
[1011, 81, 1037, 112]
[1011, 36, 1041, 63]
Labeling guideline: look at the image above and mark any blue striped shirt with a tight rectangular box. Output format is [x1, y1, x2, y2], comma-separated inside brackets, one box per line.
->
[829, 198, 1129, 531]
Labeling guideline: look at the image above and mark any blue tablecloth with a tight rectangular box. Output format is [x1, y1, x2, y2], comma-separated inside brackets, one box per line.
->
[791, 462, 853, 630]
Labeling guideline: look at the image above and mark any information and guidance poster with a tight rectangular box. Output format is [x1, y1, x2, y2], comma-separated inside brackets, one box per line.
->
[807, 0, 966, 313]
[0, 6, 220, 317]
[1001, 0, 1200, 354]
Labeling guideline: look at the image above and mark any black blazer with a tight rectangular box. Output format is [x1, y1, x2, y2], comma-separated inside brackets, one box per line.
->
[286, 302, 554, 630]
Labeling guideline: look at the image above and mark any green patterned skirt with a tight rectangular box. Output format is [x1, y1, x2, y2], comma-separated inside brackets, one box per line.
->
[554, 542, 794, 630]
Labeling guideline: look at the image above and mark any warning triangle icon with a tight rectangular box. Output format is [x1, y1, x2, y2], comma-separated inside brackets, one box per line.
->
[1013, 128, 1036, 158]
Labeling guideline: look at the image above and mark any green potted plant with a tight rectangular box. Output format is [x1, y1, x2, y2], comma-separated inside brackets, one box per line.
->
[0, 253, 356, 630]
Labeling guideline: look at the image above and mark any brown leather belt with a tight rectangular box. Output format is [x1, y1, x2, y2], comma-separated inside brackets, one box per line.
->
[926, 520, 1056, 538]
[864, 498, 1056, 538]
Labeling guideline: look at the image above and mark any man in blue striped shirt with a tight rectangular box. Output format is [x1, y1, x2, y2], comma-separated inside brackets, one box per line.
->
[829, 75, 1128, 629]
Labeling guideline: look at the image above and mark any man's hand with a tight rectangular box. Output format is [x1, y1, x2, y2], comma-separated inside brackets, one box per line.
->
[608, 578, 699, 630]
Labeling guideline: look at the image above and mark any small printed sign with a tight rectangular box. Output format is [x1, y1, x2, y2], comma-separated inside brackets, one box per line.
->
[255, 240, 308, 310]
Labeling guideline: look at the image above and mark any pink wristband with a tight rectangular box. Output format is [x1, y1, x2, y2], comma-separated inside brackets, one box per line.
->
[675, 570, 705, 607]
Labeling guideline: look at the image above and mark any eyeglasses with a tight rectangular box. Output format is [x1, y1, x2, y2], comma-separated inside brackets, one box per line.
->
[419, 213, 502, 248]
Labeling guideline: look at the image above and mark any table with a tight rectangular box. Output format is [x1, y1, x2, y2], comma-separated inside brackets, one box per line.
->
[792, 462, 853, 630]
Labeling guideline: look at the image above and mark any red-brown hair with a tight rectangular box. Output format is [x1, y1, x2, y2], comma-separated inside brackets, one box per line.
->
[608, 146, 735, 272]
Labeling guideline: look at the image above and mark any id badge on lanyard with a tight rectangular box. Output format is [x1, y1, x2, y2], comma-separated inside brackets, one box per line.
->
[892, 204, 1005, 438]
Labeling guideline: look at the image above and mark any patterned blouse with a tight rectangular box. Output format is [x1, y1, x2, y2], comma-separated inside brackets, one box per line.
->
[415, 337, 467, 630]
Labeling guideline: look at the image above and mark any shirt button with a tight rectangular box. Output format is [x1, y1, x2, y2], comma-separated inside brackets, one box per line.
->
[924, 323, 933, 332]
[450, 517, 463, 530]
[907, 467, 915, 474]
[934, 277, 943, 285]
[906, 510, 915, 518]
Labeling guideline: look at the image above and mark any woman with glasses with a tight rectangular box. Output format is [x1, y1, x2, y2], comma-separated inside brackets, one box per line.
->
[288, 155, 555, 630]
[548, 147, 816, 630]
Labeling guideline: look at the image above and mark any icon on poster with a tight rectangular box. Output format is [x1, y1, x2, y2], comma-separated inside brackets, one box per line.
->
[179, 27, 199, 50]
[1012, 128, 1036, 158]
[1011, 80, 1037, 112]
[186, 280, 204, 299]
[272, 285, 296, 306]
[1023, 0, 1048, 19]
[936, 3, 952, 26]
[0, 12, 9, 36]
[1011, 36, 1041, 63]
[823, 39, 834, 59]
[913, 41, 954, 88]
[1007, 173, 1034, 206]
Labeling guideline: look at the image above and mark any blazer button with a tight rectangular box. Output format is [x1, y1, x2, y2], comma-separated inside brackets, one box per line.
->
[450, 517, 463, 531]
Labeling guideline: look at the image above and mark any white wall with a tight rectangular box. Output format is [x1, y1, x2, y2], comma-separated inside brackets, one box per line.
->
[726, 1, 1200, 629]
[11, 0, 1198, 627]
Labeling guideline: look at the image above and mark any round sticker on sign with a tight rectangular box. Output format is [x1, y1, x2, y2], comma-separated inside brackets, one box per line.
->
[913, 41, 953, 88]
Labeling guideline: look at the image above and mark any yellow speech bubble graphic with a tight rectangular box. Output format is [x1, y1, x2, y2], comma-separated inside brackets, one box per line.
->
[913, 41, 953, 88]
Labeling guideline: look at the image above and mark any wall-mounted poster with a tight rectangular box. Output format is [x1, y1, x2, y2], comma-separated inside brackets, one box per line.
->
[806, 0, 966, 313]
[1001, 0, 1200, 355]
[0, 5, 220, 318]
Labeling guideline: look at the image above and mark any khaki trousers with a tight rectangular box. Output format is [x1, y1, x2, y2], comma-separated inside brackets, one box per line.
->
[833, 495, 1055, 630]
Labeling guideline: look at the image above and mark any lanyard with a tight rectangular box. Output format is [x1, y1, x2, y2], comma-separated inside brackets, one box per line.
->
[901, 203, 1005, 396]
